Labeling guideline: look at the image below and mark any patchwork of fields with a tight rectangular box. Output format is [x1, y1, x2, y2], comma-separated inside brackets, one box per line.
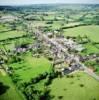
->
[10, 53, 52, 82]
[0, 4, 99, 100]
[0, 24, 99, 100]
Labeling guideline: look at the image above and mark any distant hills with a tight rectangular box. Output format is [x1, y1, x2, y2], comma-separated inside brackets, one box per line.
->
[0, 4, 99, 11]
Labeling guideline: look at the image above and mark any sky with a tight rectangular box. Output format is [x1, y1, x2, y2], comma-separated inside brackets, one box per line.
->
[0, 0, 99, 5]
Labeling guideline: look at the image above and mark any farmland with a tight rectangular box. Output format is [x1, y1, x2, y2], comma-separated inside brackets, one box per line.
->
[49, 72, 99, 100]
[0, 4, 99, 100]
[9, 53, 52, 82]
[0, 72, 23, 100]
[63, 25, 99, 42]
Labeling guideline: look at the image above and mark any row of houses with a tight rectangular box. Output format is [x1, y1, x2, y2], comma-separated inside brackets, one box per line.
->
[34, 30, 84, 74]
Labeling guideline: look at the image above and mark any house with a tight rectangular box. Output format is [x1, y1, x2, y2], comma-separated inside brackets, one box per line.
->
[47, 32, 53, 38]
[0, 15, 18, 22]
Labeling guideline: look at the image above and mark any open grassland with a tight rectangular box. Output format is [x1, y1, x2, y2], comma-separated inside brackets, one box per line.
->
[0, 30, 27, 41]
[80, 43, 99, 55]
[0, 72, 23, 100]
[49, 71, 99, 100]
[64, 25, 99, 42]
[10, 53, 52, 82]
[51, 21, 62, 29]
[0, 24, 27, 41]
[0, 24, 10, 32]
[83, 43, 99, 54]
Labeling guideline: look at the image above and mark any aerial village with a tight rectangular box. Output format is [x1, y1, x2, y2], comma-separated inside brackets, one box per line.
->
[0, 4, 99, 100]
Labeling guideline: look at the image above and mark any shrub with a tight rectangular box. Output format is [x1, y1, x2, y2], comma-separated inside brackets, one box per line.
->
[79, 84, 84, 87]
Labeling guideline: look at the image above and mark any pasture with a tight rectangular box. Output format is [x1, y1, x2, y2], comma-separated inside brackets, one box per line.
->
[63, 25, 99, 42]
[0, 72, 23, 100]
[49, 71, 99, 100]
[10, 53, 52, 82]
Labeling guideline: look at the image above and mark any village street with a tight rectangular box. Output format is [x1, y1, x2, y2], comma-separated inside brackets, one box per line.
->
[82, 63, 99, 81]
[35, 30, 99, 81]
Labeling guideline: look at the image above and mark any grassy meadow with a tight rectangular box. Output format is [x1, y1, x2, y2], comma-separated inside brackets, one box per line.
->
[0, 4, 99, 100]
[63, 25, 99, 42]
[0, 72, 23, 100]
[49, 71, 99, 100]
[10, 53, 52, 82]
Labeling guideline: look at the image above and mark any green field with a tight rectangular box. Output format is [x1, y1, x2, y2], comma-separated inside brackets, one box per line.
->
[0, 30, 26, 41]
[0, 23, 33, 51]
[82, 43, 99, 55]
[0, 4, 99, 100]
[0, 24, 10, 32]
[63, 25, 99, 55]
[0, 36, 34, 51]
[10, 53, 52, 82]
[49, 71, 99, 100]
[0, 72, 23, 100]
[64, 25, 99, 42]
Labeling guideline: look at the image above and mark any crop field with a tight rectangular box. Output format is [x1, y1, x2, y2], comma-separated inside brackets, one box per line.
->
[49, 72, 99, 100]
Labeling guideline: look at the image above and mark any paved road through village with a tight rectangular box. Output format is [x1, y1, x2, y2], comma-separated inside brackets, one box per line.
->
[35, 30, 99, 81]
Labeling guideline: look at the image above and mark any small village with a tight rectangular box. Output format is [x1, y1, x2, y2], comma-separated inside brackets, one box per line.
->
[34, 29, 99, 79]
[0, 4, 99, 100]
[1, 26, 99, 80]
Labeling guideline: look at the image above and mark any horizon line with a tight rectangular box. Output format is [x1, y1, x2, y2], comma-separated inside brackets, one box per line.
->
[0, 2, 99, 6]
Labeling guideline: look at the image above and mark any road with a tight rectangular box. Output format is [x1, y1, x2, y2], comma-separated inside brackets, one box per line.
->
[35, 30, 99, 81]
[36, 30, 69, 56]
[82, 64, 99, 81]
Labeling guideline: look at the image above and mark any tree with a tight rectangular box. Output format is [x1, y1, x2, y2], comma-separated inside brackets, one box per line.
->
[77, 35, 83, 43]
[39, 88, 51, 100]
[10, 22, 16, 30]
